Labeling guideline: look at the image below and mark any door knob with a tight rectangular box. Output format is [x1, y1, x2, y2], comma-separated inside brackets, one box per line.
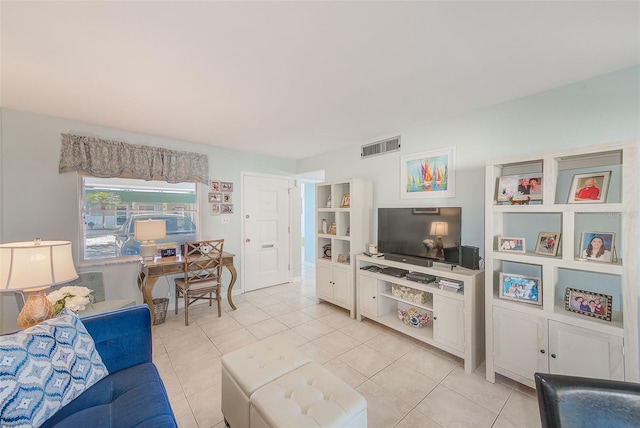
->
[540, 349, 546, 354]
[551, 354, 557, 359]
[245, 238, 251, 242]
[246, 214, 250, 218]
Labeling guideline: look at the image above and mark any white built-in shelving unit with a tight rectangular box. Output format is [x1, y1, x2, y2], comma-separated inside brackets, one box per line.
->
[484, 140, 638, 388]
[315, 179, 372, 318]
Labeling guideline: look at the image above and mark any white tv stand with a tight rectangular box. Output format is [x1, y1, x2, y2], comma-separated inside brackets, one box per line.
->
[356, 254, 485, 373]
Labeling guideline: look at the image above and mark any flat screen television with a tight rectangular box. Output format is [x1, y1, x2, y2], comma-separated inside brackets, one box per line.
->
[378, 207, 462, 265]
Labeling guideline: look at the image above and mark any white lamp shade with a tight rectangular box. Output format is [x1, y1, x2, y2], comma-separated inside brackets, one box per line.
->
[429, 222, 449, 237]
[0, 240, 78, 290]
[134, 219, 167, 241]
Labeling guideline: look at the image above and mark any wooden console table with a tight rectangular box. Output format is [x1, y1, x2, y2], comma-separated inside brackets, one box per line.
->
[137, 252, 237, 324]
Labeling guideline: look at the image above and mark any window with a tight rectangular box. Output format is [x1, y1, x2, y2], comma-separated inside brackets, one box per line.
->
[81, 177, 198, 263]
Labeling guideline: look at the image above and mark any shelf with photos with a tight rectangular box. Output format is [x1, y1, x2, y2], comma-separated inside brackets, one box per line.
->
[484, 140, 638, 385]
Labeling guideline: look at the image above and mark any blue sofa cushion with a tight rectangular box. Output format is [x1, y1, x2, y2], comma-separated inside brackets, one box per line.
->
[40, 362, 176, 427]
[0, 309, 108, 428]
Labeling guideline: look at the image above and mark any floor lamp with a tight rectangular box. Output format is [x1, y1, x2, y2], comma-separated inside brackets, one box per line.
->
[0, 239, 78, 329]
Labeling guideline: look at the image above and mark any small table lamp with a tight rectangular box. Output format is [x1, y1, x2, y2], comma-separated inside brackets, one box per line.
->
[429, 222, 449, 258]
[0, 239, 78, 328]
[135, 219, 166, 260]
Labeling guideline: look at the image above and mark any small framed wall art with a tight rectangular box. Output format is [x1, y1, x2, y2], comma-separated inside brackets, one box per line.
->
[208, 192, 222, 203]
[401, 147, 455, 199]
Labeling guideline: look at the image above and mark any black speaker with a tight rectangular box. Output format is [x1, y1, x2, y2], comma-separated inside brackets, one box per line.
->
[461, 246, 480, 270]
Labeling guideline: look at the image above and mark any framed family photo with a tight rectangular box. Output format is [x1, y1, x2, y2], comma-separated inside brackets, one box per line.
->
[208, 192, 222, 203]
[499, 273, 541, 305]
[579, 232, 615, 263]
[535, 232, 561, 256]
[401, 147, 455, 199]
[568, 171, 611, 204]
[497, 237, 526, 253]
[497, 174, 543, 202]
[565, 287, 612, 321]
[340, 194, 351, 208]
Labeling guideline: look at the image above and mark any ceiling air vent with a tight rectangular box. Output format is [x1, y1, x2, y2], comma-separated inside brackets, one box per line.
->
[361, 136, 401, 159]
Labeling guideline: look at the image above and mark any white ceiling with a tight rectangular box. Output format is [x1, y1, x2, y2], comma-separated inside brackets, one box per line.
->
[2, 1, 639, 160]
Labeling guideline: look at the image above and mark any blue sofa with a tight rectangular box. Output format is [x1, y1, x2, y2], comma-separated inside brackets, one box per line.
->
[39, 305, 178, 427]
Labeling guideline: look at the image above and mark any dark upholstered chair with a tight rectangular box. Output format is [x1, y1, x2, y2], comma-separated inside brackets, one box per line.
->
[534, 372, 640, 428]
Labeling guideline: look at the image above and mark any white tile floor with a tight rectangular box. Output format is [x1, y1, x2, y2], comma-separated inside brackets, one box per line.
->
[152, 265, 542, 428]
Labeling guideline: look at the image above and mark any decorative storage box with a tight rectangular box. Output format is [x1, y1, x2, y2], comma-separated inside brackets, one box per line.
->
[398, 308, 430, 328]
[392, 284, 433, 304]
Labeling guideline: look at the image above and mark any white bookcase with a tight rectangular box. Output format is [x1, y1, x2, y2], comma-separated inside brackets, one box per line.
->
[356, 254, 485, 373]
[484, 140, 638, 388]
[315, 179, 373, 318]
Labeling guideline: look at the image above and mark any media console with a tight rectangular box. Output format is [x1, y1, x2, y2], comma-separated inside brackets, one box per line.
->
[356, 254, 485, 373]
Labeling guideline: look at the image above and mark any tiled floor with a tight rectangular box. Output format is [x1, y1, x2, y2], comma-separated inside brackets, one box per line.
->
[152, 265, 542, 428]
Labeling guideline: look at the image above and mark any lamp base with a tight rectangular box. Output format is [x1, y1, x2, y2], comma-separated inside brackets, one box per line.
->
[435, 236, 444, 258]
[140, 241, 157, 260]
[17, 287, 56, 329]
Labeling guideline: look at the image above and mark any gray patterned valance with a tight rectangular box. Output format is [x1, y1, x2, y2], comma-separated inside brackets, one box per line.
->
[59, 134, 209, 184]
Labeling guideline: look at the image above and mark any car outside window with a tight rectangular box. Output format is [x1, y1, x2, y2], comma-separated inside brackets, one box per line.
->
[81, 177, 197, 263]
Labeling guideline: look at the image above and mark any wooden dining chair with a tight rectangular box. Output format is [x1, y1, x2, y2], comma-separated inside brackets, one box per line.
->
[174, 239, 224, 326]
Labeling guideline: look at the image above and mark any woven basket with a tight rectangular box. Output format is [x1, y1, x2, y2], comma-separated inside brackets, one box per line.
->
[153, 297, 169, 325]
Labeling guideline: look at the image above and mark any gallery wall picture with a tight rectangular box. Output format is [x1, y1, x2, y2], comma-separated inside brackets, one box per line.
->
[210, 180, 234, 214]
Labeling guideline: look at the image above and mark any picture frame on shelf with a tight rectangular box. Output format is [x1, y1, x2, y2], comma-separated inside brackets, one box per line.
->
[579, 232, 615, 263]
[499, 273, 541, 305]
[497, 237, 526, 253]
[328, 222, 337, 235]
[497, 174, 543, 202]
[535, 232, 561, 256]
[565, 287, 612, 321]
[208, 192, 222, 203]
[401, 147, 455, 199]
[340, 194, 351, 208]
[568, 171, 611, 204]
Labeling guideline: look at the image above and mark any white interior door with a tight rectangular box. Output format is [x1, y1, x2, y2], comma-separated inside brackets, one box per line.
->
[242, 174, 291, 292]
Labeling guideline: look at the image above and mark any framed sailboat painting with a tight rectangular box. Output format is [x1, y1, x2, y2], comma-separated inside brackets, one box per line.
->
[401, 147, 455, 199]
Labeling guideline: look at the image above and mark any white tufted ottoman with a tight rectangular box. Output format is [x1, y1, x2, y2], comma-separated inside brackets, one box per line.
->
[250, 362, 367, 428]
[221, 336, 312, 428]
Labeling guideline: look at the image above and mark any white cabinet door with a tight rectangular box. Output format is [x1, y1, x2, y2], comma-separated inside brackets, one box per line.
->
[316, 262, 333, 300]
[549, 320, 624, 381]
[332, 265, 352, 306]
[433, 294, 465, 352]
[493, 306, 548, 380]
[358, 274, 378, 318]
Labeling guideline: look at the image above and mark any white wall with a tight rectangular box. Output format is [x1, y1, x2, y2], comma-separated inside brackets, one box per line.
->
[296, 66, 640, 259]
[0, 109, 298, 332]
